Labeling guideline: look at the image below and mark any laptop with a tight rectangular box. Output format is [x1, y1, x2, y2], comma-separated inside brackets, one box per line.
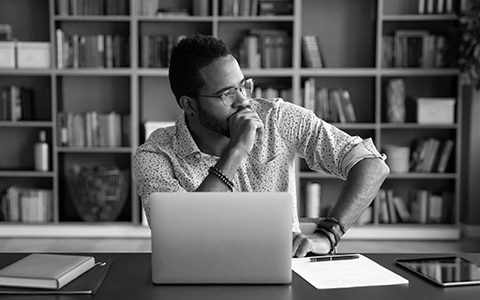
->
[149, 192, 293, 284]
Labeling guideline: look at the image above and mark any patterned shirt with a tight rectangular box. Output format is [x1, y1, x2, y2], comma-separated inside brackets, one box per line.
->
[133, 98, 385, 232]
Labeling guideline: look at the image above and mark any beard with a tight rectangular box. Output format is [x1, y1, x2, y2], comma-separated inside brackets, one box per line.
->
[197, 102, 230, 138]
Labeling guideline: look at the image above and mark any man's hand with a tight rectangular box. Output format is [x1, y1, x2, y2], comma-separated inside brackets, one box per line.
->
[292, 232, 332, 257]
[227, 106, 264, 155]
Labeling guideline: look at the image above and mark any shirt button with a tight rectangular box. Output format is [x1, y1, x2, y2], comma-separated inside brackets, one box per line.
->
[195, 153, 201, 159]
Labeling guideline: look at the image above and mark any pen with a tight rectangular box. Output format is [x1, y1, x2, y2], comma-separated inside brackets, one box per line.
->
[309, 254, 360, 262]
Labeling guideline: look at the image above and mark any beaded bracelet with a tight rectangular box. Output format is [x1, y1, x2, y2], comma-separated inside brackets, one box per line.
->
[208, 166, 234, 192]
[323, 217, 346, 235]
[314, 217, 346, 254]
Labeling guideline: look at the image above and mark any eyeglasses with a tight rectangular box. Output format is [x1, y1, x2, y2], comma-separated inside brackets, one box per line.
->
[196, 78, 254, 106]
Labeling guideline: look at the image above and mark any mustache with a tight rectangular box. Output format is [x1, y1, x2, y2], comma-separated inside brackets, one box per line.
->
[227, 105, 253, 122]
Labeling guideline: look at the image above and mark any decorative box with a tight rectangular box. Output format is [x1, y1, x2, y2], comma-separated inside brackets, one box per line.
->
[416, 98, 456, 124]
[0, 41, 16, 68]
[16, 42, 51, 68]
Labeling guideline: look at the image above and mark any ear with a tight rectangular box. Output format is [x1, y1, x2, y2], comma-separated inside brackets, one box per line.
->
[179, 95, 197, 116]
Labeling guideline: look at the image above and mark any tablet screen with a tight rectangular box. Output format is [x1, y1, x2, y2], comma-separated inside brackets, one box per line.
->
[396, 256, 480, 287]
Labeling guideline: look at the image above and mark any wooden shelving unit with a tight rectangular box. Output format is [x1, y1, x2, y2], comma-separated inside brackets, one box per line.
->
[0, 0, 462, 239]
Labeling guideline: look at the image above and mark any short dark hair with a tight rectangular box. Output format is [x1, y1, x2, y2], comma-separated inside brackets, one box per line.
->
[169, 34, 232, 106]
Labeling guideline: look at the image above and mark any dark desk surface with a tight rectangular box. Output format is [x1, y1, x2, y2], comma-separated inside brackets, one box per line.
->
[1, 253, 480, 300]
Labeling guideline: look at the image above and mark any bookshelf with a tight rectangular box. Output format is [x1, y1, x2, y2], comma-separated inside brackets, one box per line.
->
[0, 0, 463, 239]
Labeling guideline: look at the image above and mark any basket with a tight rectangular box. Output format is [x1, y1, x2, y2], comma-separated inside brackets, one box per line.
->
[67, 166, 129, 222]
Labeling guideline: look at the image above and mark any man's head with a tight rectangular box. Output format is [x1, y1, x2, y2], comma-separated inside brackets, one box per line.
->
[169, 34, 233, 106]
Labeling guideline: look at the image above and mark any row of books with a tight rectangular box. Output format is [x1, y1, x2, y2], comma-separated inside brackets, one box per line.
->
[56, 29, 130, 69]
[303, 78, 357, 123]
[0, 86, 35, 121]
[56, 0, 129, 16]
[140, 34, 178, 68]
[363, 188, 453, 225]
[382, 31, 446, 68]
[418, 0, 455, 14]
[136, 0, 208, 16]
[252, 86, 292, 100]
[410, 138, 454, 173]
[237, 29, 292, 69]
[221, 0, 293, 16]
[0, 186, 53, 223]
[57, 111, 130, 148]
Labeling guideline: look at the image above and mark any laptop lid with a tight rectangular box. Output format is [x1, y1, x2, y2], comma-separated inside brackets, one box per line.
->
[150, 192, 293, 284]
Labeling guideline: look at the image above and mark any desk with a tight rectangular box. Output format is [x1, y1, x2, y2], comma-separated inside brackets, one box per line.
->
[1, 253, 480, 300]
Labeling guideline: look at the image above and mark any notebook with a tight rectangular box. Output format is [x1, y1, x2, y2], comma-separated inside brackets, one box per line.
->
[0, 254, 95, 290]
[149, 192, 293, 284]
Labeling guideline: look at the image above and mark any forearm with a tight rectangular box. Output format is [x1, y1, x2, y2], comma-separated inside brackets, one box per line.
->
[196, 146, 246, 192]
[329, 157, 390, 230]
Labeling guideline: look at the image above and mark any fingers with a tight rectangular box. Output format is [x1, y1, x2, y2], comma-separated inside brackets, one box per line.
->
[228, 107, 264, 153]
[292, 232, 312, 258]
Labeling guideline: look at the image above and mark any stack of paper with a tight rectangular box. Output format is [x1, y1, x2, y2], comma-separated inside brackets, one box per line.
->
[292, 254, 408, 289]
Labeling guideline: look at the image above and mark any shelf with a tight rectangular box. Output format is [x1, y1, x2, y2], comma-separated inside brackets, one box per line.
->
[0, 223, 151, 238]
[0, 121, 53, 128]
[300, 221, 460, 240]
[54, 15, 131, 22]
[387, 173, 458, 179]
[137, 16, 214, 22]
[0, 222, 459, 240]
[380, 68, 459, 76]
[345, 224, 460, 240]
[382, 14, 458, 21]
[217, 16, 295, 22]
[57, 147, 132, 153]
[0, 0, 464, 239]
[0, 170, 54, 177]
[0, 69, 52, 75]
[299, 68, 378, 77]
[380, 123, 458, 129]
[54, 69, 133, 76]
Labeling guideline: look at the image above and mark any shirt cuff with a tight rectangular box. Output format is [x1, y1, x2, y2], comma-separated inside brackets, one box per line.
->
[342, 138, 386, 178]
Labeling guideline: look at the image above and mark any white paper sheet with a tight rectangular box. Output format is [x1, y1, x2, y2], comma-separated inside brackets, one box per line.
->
[292, 254, 409, 289]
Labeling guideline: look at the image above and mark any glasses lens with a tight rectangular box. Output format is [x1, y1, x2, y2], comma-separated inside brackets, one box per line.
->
[239, 78, 254, 97]
[220, 79, 254, 106]
[220, 88, 237, 106]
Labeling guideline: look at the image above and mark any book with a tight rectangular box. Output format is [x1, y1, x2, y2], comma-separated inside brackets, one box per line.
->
[393, 196, 410, 223]
[418, 0, 425, 14]
[410, 189, 429, 224]
[0, 258, 112, 295]
[386, 189, 397, 223]
[302, 35, 324, 68]
[437, 139, 454, 173]
[0, 254, 95, 289]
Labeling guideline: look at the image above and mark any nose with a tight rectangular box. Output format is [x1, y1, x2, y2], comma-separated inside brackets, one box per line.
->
[233, 88, 250, 107]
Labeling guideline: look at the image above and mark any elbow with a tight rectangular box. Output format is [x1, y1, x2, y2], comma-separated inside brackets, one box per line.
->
[379, 160, 390, 183]
[355, 157, 390, 184]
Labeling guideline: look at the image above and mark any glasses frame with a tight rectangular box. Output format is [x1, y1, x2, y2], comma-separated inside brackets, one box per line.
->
[195, 78, 255, 106]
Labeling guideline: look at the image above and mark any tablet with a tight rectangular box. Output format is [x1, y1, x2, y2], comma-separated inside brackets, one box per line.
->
[395, 256, 480, 287]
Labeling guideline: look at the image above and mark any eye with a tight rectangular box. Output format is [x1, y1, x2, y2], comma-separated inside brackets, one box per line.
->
[223, 88, 236, 97]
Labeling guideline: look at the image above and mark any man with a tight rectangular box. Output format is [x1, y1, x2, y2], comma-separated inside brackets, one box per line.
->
[133, 34, 389, 257]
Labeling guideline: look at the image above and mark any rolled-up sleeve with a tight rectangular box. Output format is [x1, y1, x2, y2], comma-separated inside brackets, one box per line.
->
[341, 138, 387, 177]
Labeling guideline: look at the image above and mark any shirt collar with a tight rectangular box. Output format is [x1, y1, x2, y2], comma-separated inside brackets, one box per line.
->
[173, 113, 202, 158]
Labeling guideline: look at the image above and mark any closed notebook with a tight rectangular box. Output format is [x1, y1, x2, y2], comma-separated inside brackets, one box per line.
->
[0, 254, 95, 289]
